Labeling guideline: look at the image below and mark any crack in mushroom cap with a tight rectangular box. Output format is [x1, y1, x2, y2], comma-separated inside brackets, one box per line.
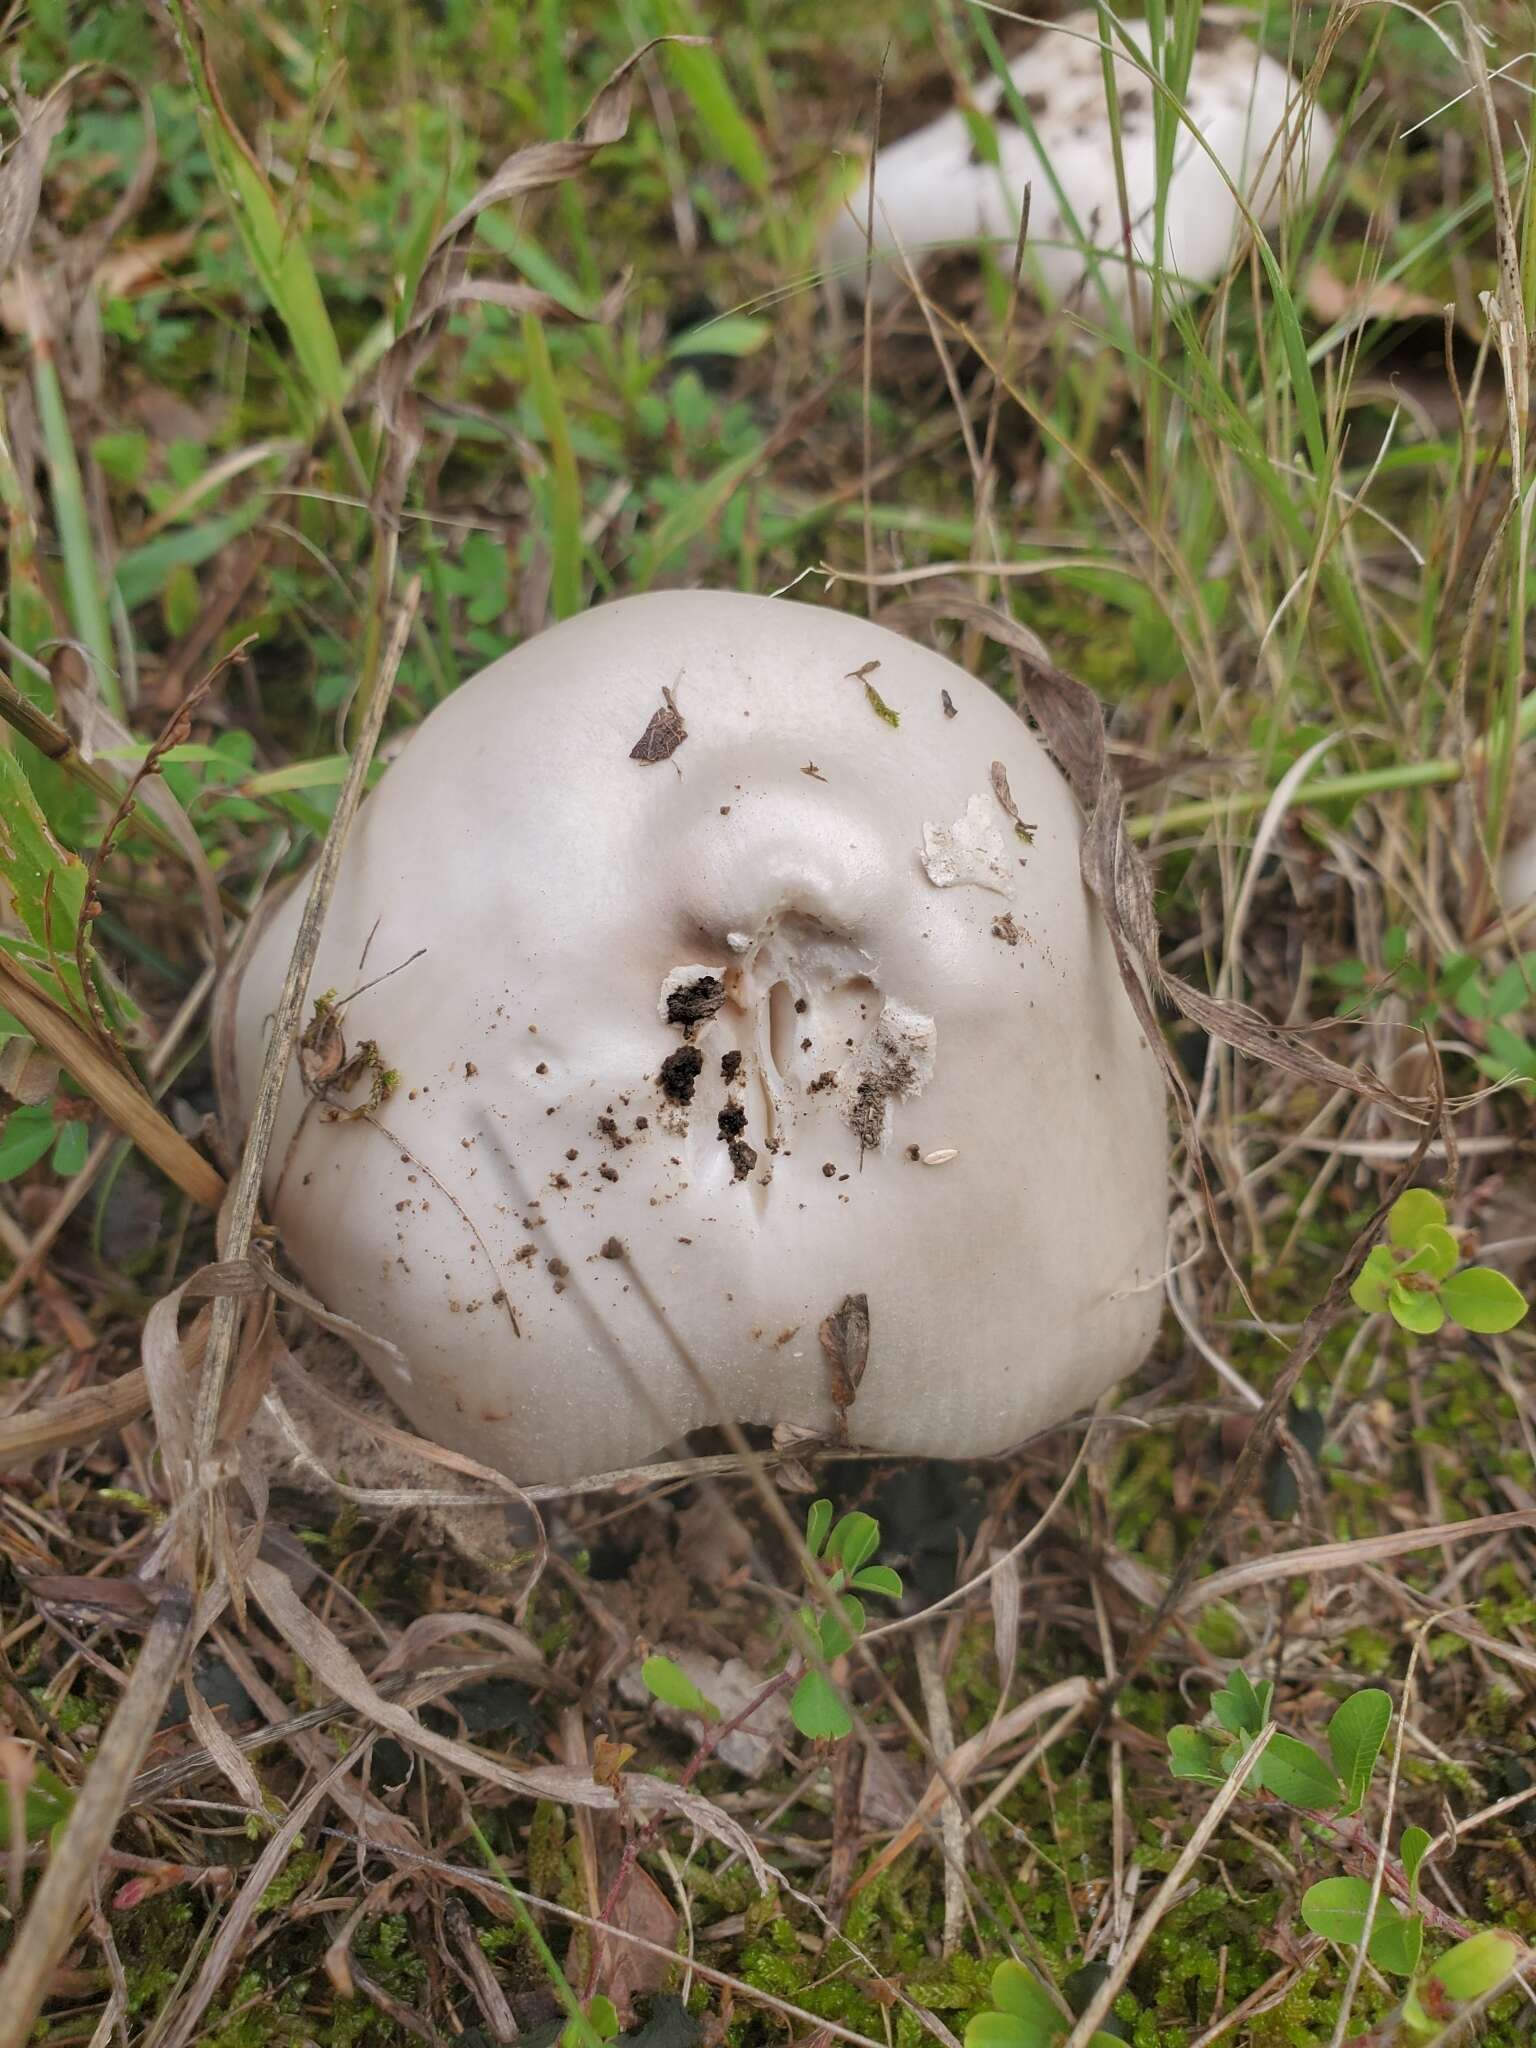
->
[227, 590, 1168, 1484]
[824, 11, 1335, 317]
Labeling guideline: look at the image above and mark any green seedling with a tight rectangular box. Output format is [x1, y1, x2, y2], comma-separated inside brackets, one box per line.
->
[790, 1499, 903, 1741]
[1168, 1672, 1530, 2025]
[965, 1959, 1124, 2048]
[1351, 1189, 1528, 1336]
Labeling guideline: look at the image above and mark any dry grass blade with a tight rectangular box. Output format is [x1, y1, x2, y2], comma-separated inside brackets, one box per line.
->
[245, 1558, 769, 1882]
[850, 1677, 1093, 1894]
[0, 1368, 159, 1466]
[157, 1739, 371, 2048]
[189, 580, 420, 1488]
[1179, 1509, 1536, 1609]
[0, 1590, 194, 2048]
[0, 952, 225, 1208]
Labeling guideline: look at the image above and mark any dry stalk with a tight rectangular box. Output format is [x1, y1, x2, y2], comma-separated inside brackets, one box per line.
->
[0, 953, 225, 1209]
[188, 579, 420, 1504]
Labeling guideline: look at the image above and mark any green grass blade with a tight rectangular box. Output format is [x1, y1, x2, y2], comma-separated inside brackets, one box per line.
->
[521, 315, 584, 620]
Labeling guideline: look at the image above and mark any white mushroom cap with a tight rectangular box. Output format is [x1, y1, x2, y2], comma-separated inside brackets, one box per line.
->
[1498, 829, 1536, 918]
[824, 13, 1334, 317]
[229, 592, 1167, 1484]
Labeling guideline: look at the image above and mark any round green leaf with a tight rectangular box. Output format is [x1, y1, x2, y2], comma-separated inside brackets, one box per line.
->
[850, 1564, 904, 1600]
[0, 1104, 57, 1181]
[1302, 1876, 1373, 1944]
[1401, 1226, 1458, 1280]
[989, 1962, 1062, 2031]
[826, 1511, 880, 1573]
[791, 1668, 852, 1741]
[1389, 1188, 1447, 1247]
[1350, 1245, 1396, 1313]
[640, 1654, 719, 1721]
[1258, 1732, 1341, 1809]
[965, 2014, 1052, 2048]
[1327, 1688, 1392, 1816]
[1439, 1267, 1528, 1335]
[1388, 1281, 1445, 1335]
[1427, 1929, 1522, 2002]
[805, 1499, 833, 1558]
[51, 1118, 89, 1178]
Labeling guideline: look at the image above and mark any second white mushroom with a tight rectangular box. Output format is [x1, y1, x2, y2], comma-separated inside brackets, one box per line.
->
[824, 13, 1334, 319]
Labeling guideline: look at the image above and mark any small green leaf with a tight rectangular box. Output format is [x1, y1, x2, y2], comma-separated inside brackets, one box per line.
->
[1389, 1189, 1447, 1247]
[850, 1564, 903, 1600]
[50, 1118, 89, 1178]
[1424, 1929, 1522, 2002]
[668, 315, 770, 359]
[640, 1654, 719, 1721]
[791, 1668, 852, 1741]
[1301, 1878, 1422, 1976]
[1388, 1281, 1446, 1335]
[1258, 1732, 1341, 1809]
[805, 1498, 833, 1559]
[1371, 1911, 1423, 1977]
[1401, 1226, 1459, 1280]
[588, 1997, 619, 2041]
[1400, 1824, 1431, 1899]
[1327, 1689, 1393, 1816]
[964, 2013, 1053, 2048]
[865, 682, 900, 728]
[826, 1512, 880, 1574]
[1167, 1725, 1225, 1784]
[1350, 1244, 1396, 1313]
[0, 1762, 74, 1845]
[813, 1593, 865, 1662]
[1440, 1266, 1528, 1335]
[989, 1961, 1063, 2031]
[0, 1104, 57, 1181]
[1212, 1671, 1271, 1739]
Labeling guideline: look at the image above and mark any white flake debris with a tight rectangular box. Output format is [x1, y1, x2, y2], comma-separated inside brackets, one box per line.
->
[921, 794, 1014, 897]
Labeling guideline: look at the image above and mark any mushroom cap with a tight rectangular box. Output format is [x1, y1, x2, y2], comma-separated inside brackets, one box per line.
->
[229, 591, 1167, 1483]
[1498, 829, 1536, 916]
[824, 12, 1334, 314]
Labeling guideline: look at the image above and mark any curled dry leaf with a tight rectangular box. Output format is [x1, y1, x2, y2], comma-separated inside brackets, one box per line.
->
[374, 39, 698, 426]
[629, 685, 688, 764]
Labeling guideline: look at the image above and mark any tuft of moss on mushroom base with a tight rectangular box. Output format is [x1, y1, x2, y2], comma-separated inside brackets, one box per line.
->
[227, 592, 1167, 1484]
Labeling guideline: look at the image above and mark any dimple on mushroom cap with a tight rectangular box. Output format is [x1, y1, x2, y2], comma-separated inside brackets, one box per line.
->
[823, 12, 1334, 314]
[228, 591, 1168, 1483]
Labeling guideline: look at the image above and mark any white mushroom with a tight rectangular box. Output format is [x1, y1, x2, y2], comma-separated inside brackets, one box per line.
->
[823, 13, 1333, 318]
[1498, 829, 1536, 917]
[227, 592, 1167, 1484]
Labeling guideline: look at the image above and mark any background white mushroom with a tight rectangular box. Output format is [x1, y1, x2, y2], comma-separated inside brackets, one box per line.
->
[823, 12, 1334, 318]
[228, 592, 1167, 1484]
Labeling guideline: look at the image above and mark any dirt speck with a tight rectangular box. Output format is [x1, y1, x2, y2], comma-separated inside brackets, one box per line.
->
[666, 975, 725, 1029]
[659, 1044, 705, 1104]
[600, 1236, 625, 1260]
[720, 1049, 743, 1084]
[941, 688, 957, 719]
[992, 913, 1023, 946]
